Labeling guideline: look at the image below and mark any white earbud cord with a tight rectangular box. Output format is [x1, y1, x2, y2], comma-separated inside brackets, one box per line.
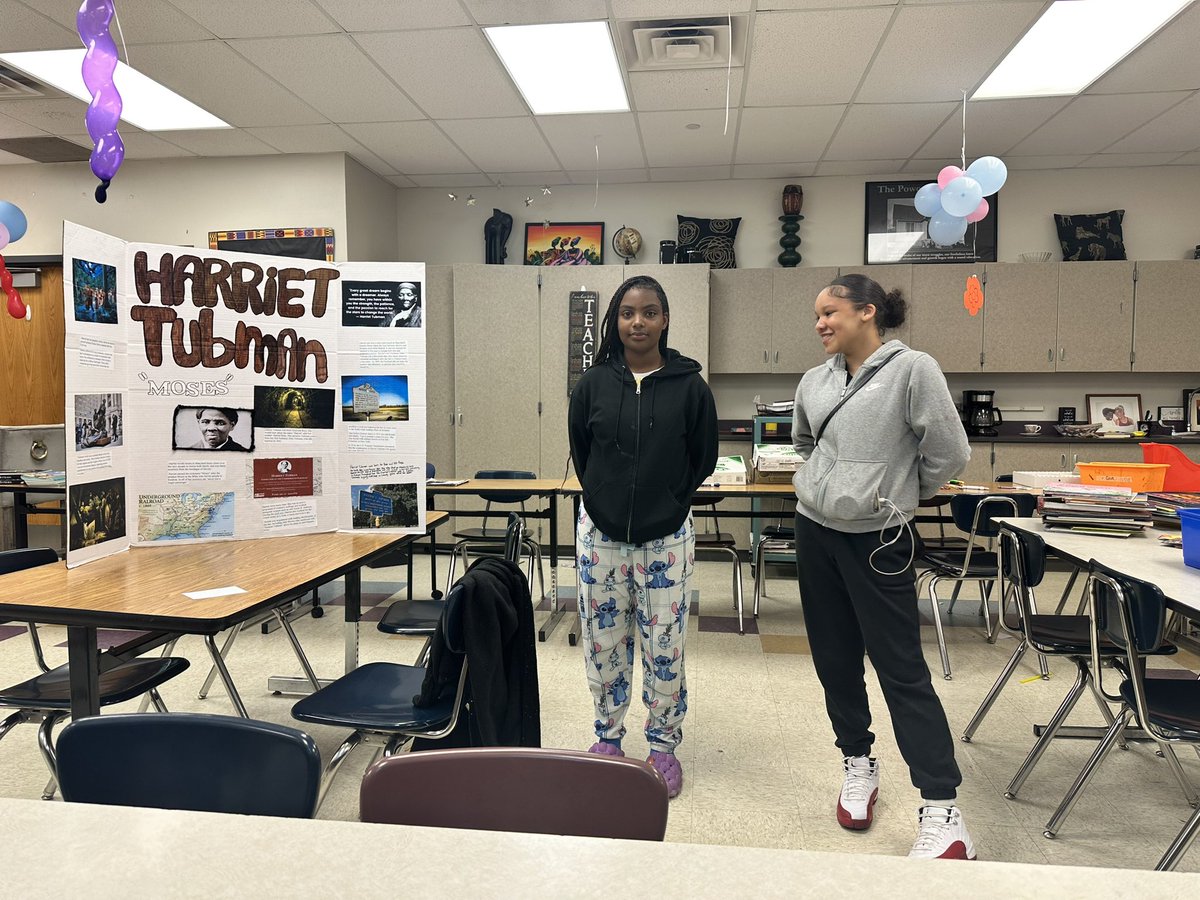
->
[868, 497, 915, 577]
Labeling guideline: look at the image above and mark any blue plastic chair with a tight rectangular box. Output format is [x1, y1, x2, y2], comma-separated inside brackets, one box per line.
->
[0, 547, 191, 800]
[56, 712, 321, 817]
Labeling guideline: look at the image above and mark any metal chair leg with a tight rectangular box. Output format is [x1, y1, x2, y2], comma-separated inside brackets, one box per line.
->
[927, 576, 953, 680]
[272, 608, 323, 692]
[203, 633, 249, 718]
[36, 711, 66, 800]
[198, 622, 244, 700]
[1086, 677, 1127, 751]
[138, 636, 181, 713]
[1005, 661, 1090, 799]
[752, 538, 765, 618]
[1156, 804, 1200, 871]
[730, 548, 744, 635]
[1043, 707, 1133, 837]
[946, 580, 963, 615]
[962, 640, 1027, 742]
[316, 730, 364, 812]
[1054, 567, 1081, 615]
[1159, 743, 1200, 808]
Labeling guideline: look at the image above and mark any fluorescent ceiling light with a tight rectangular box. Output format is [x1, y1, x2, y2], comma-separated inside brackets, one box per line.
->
[973, 0, 1192, 100]
[484, 21, 629, 115]
[0, 49, 229, 131]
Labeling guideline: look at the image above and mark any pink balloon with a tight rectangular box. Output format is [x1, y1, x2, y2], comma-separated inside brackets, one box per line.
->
[937, 165, 964, 189]
[965, 198, 989, 224]
[0, 222, 8, 251]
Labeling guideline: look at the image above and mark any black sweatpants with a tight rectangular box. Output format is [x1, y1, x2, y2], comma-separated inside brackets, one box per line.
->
[794, 513, 961, 800]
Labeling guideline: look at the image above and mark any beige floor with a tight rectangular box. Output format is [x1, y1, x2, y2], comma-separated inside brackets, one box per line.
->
[1, 551, 1198, 873]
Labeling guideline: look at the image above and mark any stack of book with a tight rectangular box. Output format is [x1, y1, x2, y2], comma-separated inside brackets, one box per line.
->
[1146, 492, 1200, 523]
[1038, 482, 1154, 538]
[0, 471, 67, 488]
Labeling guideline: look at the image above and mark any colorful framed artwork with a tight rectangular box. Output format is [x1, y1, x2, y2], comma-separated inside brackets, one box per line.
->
[1085, 393, 1142, 434]
[524, 222, 604, 266]
[208, 227, 334, 262]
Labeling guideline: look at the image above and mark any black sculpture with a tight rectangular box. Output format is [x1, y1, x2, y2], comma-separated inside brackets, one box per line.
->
[484, 208, 513, 264]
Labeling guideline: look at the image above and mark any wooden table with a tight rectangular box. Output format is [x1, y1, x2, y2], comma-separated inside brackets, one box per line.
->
[0, 515, 446, 720]
[2, 797, 1197, 898]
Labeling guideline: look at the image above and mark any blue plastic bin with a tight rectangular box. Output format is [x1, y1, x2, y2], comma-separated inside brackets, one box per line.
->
[1180, 508, 1200, 570]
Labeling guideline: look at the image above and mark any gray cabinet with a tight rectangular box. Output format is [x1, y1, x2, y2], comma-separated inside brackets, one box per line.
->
[709, 269, 773, 373]
[1068, 441, 1144, 469]
[960, 442, 996, 483]
[992, 443, 1069, 480]
[1132, 261, 1200, 372]
[908, 264, 983, 373]
[1056, 262, 1134, 372]
[773, 267, 838, 373]
[425, 265, 455, 478]
[981, 263, 1057, 373]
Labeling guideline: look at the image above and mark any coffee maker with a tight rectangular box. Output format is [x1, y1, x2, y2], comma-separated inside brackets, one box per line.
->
[963, 390, 1003, 436]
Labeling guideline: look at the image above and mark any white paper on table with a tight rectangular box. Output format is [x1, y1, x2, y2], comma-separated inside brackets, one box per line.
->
[184, 585, 248, 600]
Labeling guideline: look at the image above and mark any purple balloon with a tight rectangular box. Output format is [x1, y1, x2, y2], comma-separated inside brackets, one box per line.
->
[78, 0, 124, 201]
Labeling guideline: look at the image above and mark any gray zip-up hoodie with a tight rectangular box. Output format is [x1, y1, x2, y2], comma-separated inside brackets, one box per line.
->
[791, 340, 970, 534]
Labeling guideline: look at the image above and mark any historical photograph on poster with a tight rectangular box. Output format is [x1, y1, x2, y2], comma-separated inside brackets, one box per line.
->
[74, 393, 123, 450]
[171, 406, 255, 451]
[253, 385, 336, 429]
[350, 482, 418, 528]
[68, 476, 126, 550]
[340, 375, 408, 422]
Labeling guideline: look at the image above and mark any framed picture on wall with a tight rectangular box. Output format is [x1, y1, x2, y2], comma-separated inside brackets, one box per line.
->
[208, 227, 334, 262]
[1186, 388, 1200, 432]
[524, 222, 604, 266]
[1086, 393, 1141, 434]
[864, 180, 997, 265]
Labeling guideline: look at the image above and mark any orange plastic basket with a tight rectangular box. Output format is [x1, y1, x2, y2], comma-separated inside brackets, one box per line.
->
[1140, 442, 1200, 491]
[1076, 461, 1169, 492]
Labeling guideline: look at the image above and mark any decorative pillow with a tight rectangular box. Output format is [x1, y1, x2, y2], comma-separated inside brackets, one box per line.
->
[677, 214, 741, 268]
[1053, 209, 1126, 261]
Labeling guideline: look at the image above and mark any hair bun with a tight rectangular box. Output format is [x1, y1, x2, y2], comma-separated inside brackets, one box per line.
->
[879, 288, 907, 329]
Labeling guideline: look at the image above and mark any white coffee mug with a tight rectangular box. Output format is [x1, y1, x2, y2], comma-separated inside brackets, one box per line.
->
[1023, 424, 1042, 434]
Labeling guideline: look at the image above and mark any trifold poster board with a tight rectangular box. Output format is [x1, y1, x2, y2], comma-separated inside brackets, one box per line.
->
[62, 222, 426, 568]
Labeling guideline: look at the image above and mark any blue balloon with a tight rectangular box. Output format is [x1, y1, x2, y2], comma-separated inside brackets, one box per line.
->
[0, 201, 27, 243]
[966, 156, 1007, 197]
[941, 175, 984, 217]
[928, 209, 967, 246]
[913, 183, 943, 218]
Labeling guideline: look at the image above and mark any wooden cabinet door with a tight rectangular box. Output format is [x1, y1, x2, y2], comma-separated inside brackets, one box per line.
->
[837, 265, 911, 347]
[0, 265, 64, 426]
[1056, 261, 1134, 372]
[1132, 261, 1200, 372]
[452, 265, 541, 479]
[772, 266, 837, 374]
[709, 269, 772, 373]
[909, 264, 983, 372]
[992, 443, 1073, 479]
[981, 263, 1057, 373]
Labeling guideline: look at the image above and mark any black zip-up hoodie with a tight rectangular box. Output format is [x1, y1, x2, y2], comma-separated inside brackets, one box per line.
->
[568, 345, 719, 545]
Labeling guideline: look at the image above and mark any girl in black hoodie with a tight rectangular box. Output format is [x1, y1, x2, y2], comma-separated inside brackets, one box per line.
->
[568, 275, 718, 799]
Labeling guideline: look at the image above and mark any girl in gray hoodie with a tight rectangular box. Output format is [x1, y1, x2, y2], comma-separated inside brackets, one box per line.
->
[791, 274, 974, 860]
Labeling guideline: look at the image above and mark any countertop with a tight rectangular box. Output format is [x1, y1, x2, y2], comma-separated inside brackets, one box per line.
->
[721, 419, 1200, 445]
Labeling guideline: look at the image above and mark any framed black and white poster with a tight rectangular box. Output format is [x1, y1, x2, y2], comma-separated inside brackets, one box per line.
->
[864, 181, 997, 265]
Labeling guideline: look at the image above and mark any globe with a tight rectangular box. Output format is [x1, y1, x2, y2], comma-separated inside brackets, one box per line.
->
[612, 226, 643, 262]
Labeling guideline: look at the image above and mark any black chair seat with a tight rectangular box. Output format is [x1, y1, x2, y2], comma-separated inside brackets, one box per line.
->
[1021, 614, 1178, 657]
[377, 598, 445, 635]
[695, 532, 738, 548]
[1120, 679, 1200, 741]
[920, 548, 998, 577]
[452, 527, 515, 541]
[0, 657, 190, 709]
[761, 525, 794, 540]
[291, 662, 454, 731]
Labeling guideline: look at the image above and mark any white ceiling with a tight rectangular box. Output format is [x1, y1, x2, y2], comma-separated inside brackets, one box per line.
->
[1, 0, 1199, 185]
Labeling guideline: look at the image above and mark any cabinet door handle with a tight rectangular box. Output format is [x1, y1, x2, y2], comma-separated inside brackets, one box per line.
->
[1060, 453, 1067, 469]
[1072, 453, 1078, 468]
[774, 350, 779, 364]
[1060, 347, 1066, 361]
[1048, 349, 1053, 362]
[763, 350, 768, 364]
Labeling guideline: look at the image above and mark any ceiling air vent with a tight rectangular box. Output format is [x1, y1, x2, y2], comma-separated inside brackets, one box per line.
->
[0, 64, 53, 100]
[0, 137, 92, 164]
[617, 16, 748, 71]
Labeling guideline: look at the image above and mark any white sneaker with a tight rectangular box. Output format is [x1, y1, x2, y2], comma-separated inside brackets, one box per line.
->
[836, 756, 880, 830]
[908, 805, 977, 860]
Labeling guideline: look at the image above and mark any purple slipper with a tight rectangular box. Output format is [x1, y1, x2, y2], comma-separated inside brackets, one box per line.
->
[588, 741, 624, 757]
[648, 750, 683, 798]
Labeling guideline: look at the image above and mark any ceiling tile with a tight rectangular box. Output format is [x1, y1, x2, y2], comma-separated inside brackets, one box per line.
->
[311, 0, 470, 30]
[387, 174, 417, 188]
[0, 0, 80, 50]
[129, 41, 326, 127]
[440, 118, 559, 171]
[1088, 2, 1200, 94]
[857, 2, 1043, 103]
[156, 129, 278, 156]
[34, 0, 212, 43]
[0, 109, 52, 139]
[568, 169, 650, 184]
[64, 131, 197, 159]
[1168, 150, 1200, 165]
[649, 165, 732, 182]
[1078, 152, 1189, 168]
[536, 113, 645, 170]
[744, 8, 894, 106]
[824, 102, 957, 161]
[1104, 92, 1200, 154]
[611, 0, 753, 15]
[902, 159, 944, 175]
[407, 174, 492, 188]
[342, 121, 474, 173]
[163, 0, 338, 38]
[0, 98, 88, 133]
[732, 162, 817, 178]
[916, 97, 1070, 159]
[629, 68, 745, 112]
[638, 109, 738, 167]
[464, 0, 609, 24]
[246, 123, 398, 173]
[815, 159, 907, 176]
[1010, 93, 1192, 156]
[356, 28, 528, 119]
[1003, 155, 1085, 170]
[757, 1, 895, 7]
[486, 171, 572, 185]
[735, 105, 843, 164]
[230, 35, 424, 123]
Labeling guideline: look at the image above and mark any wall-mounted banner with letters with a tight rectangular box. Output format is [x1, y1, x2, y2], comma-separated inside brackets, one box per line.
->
[567, 290, 600, 396]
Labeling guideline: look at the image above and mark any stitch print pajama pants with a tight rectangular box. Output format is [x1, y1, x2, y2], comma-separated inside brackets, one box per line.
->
[577, 505, 694, 753]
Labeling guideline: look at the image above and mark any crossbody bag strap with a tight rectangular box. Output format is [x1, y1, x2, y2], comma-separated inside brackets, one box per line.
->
[813, 350, 907, 446]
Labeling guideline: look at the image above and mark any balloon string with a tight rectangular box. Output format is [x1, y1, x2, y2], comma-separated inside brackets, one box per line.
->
[723, 3, 732, 136]
[112, 2, 130, 66]
[593, 140, 599, 210]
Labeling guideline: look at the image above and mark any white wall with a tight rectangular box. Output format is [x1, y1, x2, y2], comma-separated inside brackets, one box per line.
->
[5, 153, 349, 258]
[343, 156, 399, 261]
[396, 165, 1200, 269]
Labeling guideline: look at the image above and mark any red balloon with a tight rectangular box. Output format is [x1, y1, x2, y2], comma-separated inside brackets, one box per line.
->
[937, 165, 964, 189]
[0, 254, 28, 320]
